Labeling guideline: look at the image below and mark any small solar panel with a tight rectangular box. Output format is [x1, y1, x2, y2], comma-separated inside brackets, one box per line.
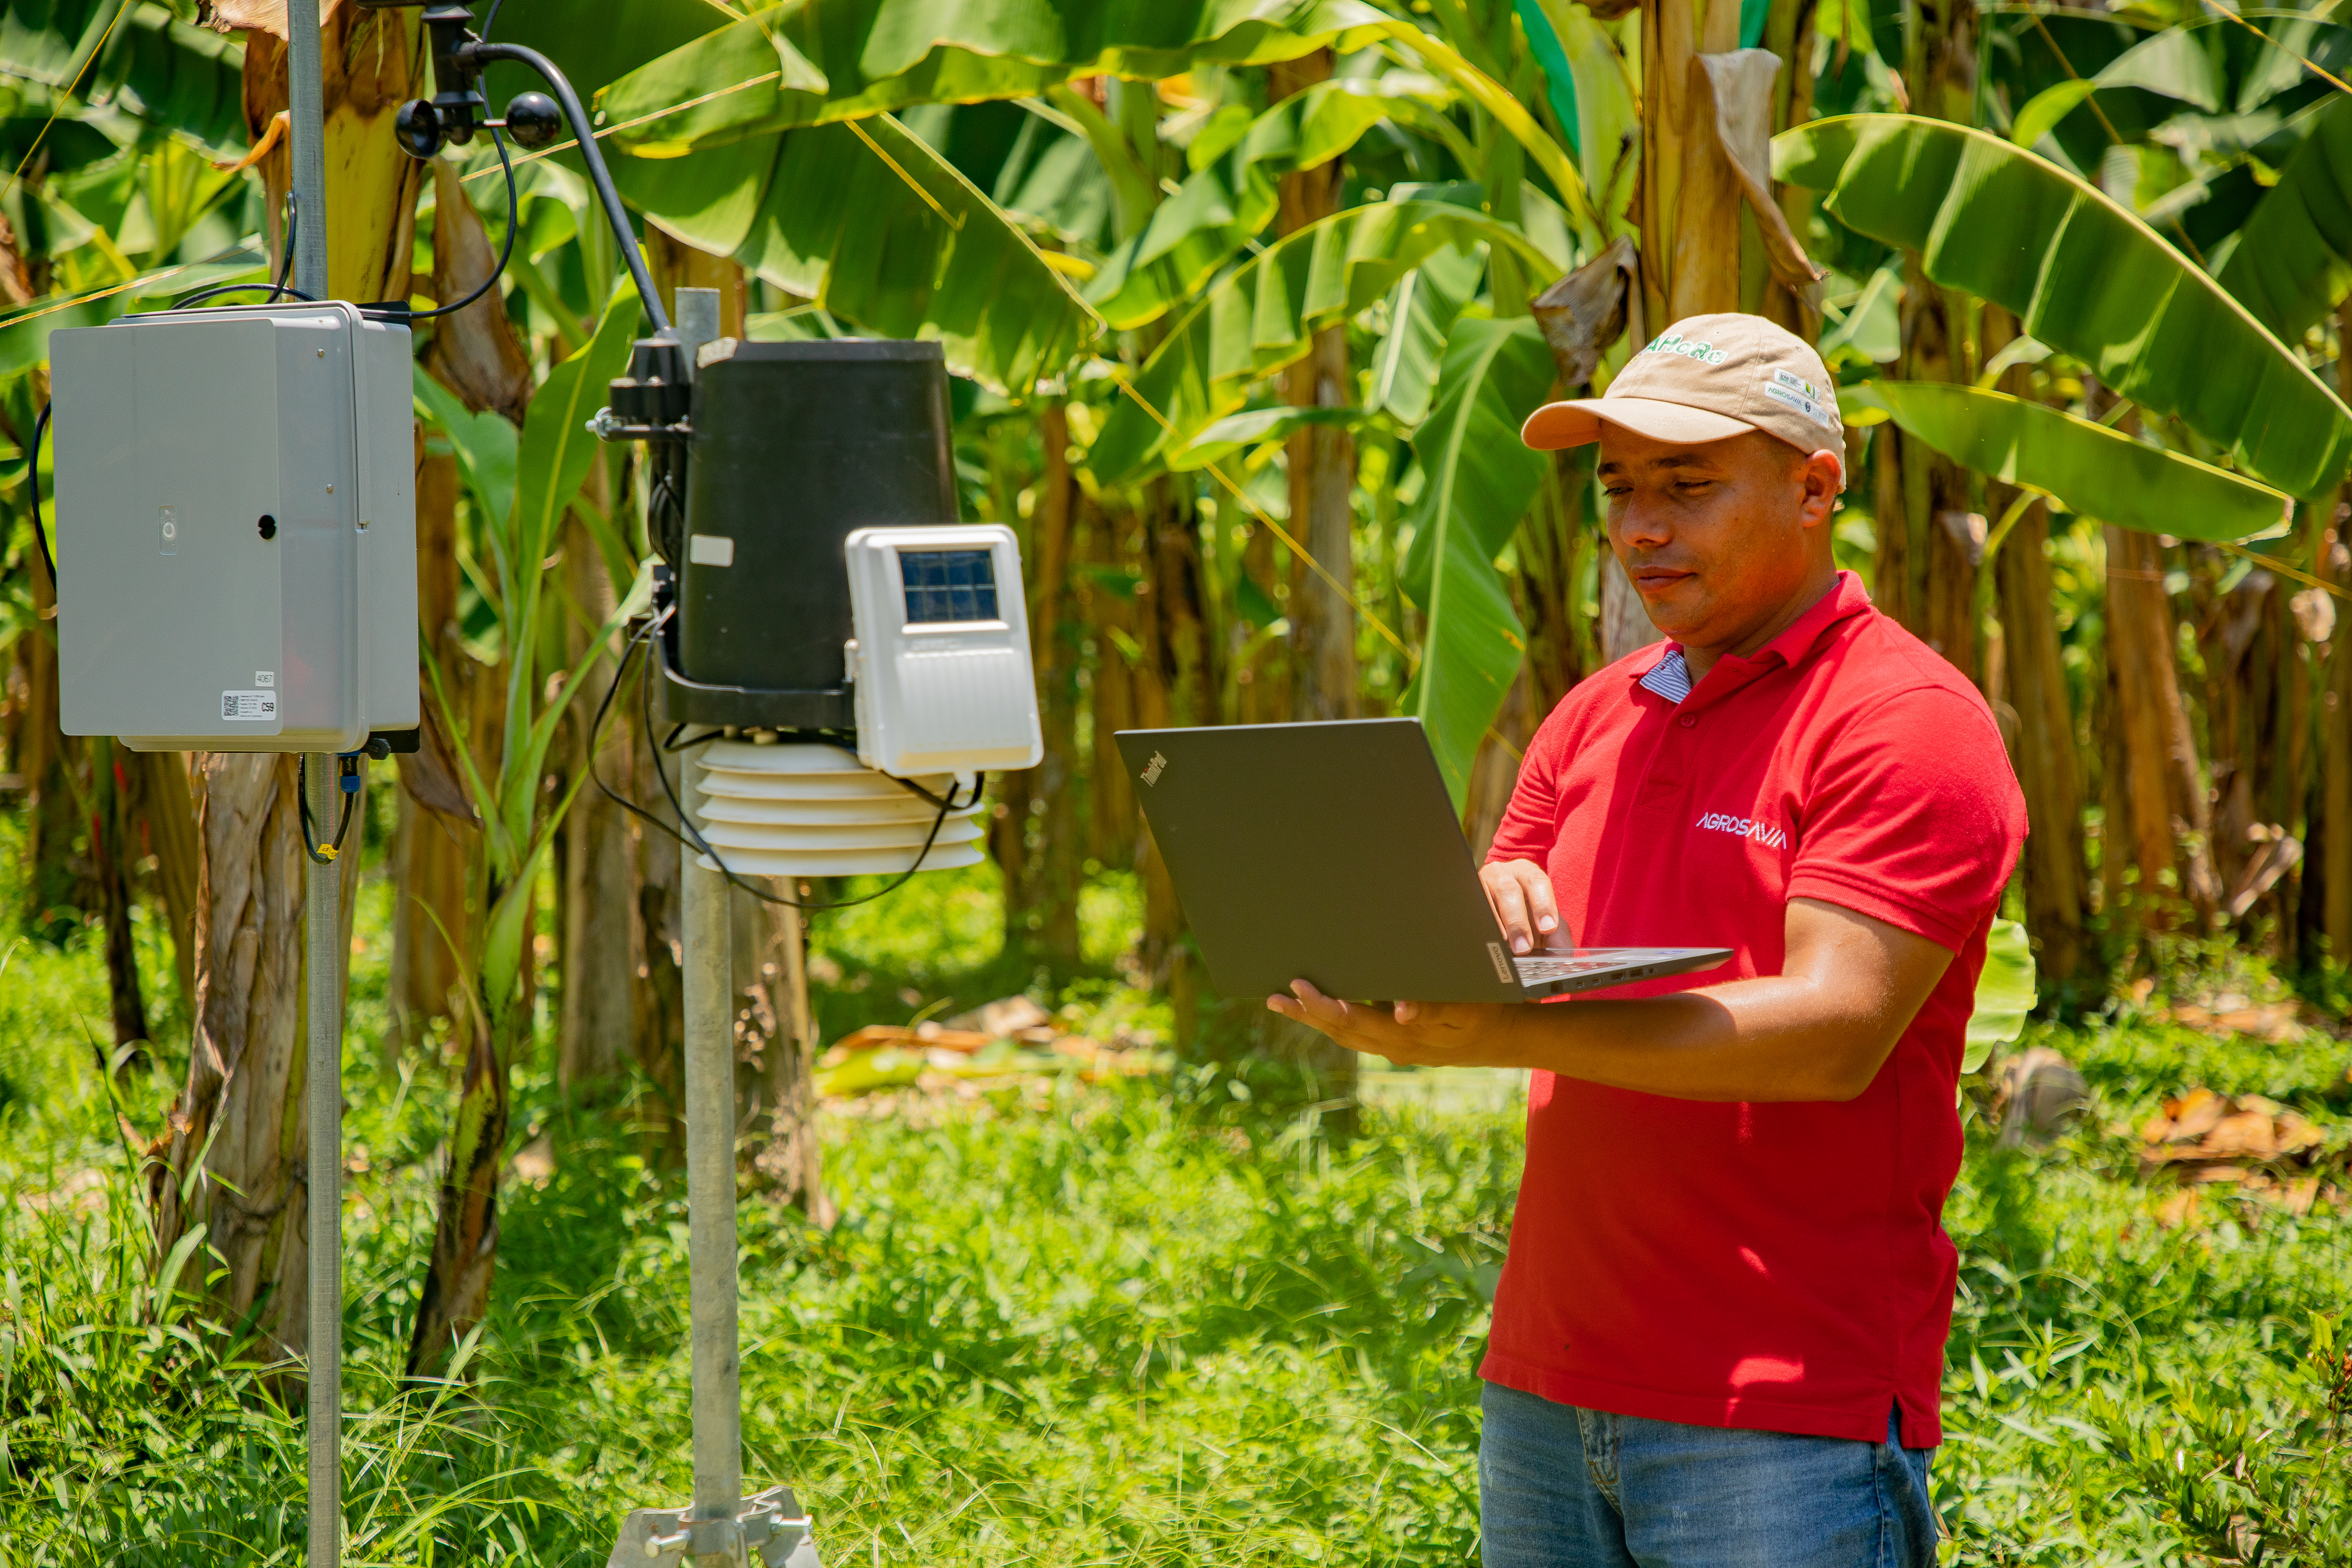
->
[899, 547, 1000, 624]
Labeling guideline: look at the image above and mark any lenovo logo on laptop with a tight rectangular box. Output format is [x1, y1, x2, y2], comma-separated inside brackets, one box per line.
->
[1140, 751, 1168, 786]
[1487, 941, 1514, 983]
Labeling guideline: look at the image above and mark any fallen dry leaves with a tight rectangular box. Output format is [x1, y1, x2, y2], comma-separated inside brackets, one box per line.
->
[817, 995, 1167, 1102]
[2138, 1086, 2340, 1224]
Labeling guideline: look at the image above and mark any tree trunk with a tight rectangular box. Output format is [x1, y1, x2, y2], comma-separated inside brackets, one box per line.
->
[93, 739, 150, 1056]
[1135, 478, 1215, 989]
[2322, 479, 2352, 964]
[1023, 401, 1083, 967]
[1520, 449, 1594, 713]
[1084, 495, 1141, 871]
[1995, 505, 2089, 986]
[13, 511, 85, 943]
[740, 896, 833, 1225]
[390, 443, 469, 1047]
[1268, 50, 1358, 724]
[145, 755, 309, 1362]
[557, 507, 635, 1091]
[1640, 0, 1792, 328]
[632, 714, 688, 1162]
[2317, 317, 2352, 967]
[2105, 524, 2220, 932]
[128, 749, 202, 1015]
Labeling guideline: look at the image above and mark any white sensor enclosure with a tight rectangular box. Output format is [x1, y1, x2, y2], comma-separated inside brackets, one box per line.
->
[845, 523, 1043, 779]
[49, 302, 416, 752]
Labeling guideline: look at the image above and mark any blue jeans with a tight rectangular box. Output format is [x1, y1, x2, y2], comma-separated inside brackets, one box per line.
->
[1478, 1383, 1936, 1568]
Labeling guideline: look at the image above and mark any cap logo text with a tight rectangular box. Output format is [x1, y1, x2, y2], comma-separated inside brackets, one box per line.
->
[1644, 332, 1729, 365]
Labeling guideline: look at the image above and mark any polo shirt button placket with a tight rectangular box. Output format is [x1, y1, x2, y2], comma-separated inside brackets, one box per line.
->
[1678, 714, 1696, 728]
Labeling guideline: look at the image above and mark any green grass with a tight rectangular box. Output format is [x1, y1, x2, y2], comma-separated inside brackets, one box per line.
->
[4, 823, 2352, 1564]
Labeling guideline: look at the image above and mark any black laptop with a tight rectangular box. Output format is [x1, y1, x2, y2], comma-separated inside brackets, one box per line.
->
[1115, 719, 1731, 1002]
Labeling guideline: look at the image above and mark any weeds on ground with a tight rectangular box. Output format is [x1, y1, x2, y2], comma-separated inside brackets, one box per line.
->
[4, 836, 2352, 1563]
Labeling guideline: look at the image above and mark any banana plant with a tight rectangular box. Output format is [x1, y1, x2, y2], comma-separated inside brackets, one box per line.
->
[1774, 113, 2352, 498]
[1083, 75, 1461, 331]
[1089, 199, 1559, 481]
[594, 0, 1398, 152]
[404, 286, 644, 1380]
[611, 114, 1099, 394]
[1846, 382, 2295, 544]
[1399, 314, 1557, 806]
[2215, 94, 2352, 344]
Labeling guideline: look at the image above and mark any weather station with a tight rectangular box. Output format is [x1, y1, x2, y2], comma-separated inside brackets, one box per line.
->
[31, 1, 1041, 1563]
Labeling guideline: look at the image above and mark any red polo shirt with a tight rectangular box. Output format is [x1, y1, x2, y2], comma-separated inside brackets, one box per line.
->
[1480, 571, 2024, 1447]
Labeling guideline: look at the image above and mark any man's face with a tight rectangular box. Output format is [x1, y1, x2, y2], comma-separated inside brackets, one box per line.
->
[1596, 426, 1837, 652]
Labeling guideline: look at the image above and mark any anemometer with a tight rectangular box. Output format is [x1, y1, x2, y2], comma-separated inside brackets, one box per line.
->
[34, 2, 1042, 1563]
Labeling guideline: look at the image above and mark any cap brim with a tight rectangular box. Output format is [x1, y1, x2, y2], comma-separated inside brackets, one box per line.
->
[1521, 397, 1757, 452]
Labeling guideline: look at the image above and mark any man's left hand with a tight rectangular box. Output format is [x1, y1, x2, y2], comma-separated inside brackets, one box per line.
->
[1266, 981, 1514, 1068]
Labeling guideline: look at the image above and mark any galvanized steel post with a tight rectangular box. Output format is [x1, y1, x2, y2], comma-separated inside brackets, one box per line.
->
[286, 2, 340, 1564]
[670, 289, 744, 1555]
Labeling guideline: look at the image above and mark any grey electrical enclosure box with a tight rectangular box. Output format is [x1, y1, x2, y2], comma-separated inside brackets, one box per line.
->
[50, 301, 416, 753]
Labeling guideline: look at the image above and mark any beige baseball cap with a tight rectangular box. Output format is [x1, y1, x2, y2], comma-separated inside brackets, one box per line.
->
[1522, 312, 1846, 485]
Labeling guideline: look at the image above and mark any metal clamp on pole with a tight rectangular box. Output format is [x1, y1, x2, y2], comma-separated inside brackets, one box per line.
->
[604, 1486, 820, 1568]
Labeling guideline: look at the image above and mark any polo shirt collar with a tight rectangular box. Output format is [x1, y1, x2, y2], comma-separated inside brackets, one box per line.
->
[1633, 571, 1873, 708]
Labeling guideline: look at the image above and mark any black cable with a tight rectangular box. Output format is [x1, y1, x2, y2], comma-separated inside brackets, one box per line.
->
[298, 754, 359, 866]
[466, 40, 670, 335]
[170, 282, 317, 309]
[273, 188, 299, 289]
[172, 191, 312, 310]
[385, 125, 517, 323]
[586, 615, 979, 911]
[22, 399, 54, 592]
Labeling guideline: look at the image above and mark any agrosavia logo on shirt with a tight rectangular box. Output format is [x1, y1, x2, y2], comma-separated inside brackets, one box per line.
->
[1695, 809, 1790, 851]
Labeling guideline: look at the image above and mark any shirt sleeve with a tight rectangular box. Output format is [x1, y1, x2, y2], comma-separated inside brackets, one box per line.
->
[1785, 686, 2026, 951]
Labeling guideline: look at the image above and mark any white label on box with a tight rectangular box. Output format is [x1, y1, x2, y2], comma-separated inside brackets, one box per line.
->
[254, 670, 275, 687]
[221, 690, 279, 722]
[688, 533, 736, 567]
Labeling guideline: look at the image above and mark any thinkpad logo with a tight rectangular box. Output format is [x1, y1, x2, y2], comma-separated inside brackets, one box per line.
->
[1141, 751, 1168, 786]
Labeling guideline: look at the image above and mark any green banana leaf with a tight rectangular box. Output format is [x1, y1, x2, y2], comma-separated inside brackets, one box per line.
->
[492, 290, 642, 869]
[599, 0, 1393, 154]
[1527, 0, 1640, 231]
[2216, 94, 2352, 344]
[1367, 244, 1486, 426]
[1085, 77, 1434, 332]
[1, 0, 247, 158]
[1773, 114, 2352, 498]
[614, 115, 1098, 395]
[412, 366, 519, 537]
[1166, 403, 1368, 471]
[1089, 199, 1557, 482]
[1849, 381, 2293, 544]
[1963, 917, 2036, 1074]
[1400, 316, 1556, 809]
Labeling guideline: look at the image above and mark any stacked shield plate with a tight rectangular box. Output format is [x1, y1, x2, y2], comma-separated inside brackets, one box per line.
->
[688, 739, 985, 878]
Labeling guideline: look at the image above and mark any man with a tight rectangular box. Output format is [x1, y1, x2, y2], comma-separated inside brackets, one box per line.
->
[1268, 313, 2025, 1567]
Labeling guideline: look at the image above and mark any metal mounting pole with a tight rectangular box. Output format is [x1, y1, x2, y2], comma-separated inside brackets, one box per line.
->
[600, 291, 818, 1568]
[670, 289, 744, 1561]
[287, 3, 339, 1566]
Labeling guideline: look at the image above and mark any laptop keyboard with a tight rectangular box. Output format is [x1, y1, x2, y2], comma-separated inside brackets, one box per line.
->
[1513, 950, 1694, 982]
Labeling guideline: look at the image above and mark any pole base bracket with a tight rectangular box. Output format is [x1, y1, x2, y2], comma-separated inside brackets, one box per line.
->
[607, 1484, 821, 1567]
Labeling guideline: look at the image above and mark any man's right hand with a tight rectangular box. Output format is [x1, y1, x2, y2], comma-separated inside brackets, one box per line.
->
[1481, 858, 1565, 955]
